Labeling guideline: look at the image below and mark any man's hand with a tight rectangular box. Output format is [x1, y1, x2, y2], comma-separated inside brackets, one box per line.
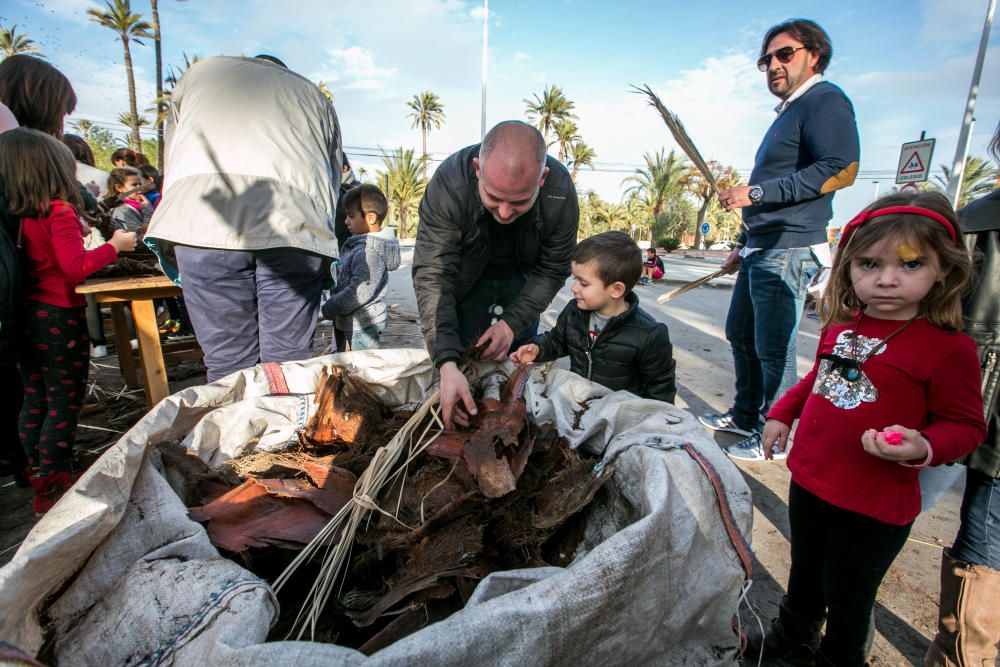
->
[721, 248, 742, 274]
[761, 419, 791, 460]
[476, 320, 515, 361]
[439, 361, 477, 429]
[861, 426, 929, 463]
[719, 186, 752, 212]
[510, 343, 539, 367]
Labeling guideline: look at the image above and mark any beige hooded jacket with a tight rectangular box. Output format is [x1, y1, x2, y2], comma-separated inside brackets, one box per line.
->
[146, 56, 343, 259]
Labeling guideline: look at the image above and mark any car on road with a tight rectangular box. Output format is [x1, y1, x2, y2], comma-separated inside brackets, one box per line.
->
[708, 241, 735, 251]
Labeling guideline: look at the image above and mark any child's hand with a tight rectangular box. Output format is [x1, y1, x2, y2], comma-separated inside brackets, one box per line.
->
[861, 426, 929, 463]
[134, 194, 150, 207]
[761, 419, 791, 460]
[110, 230, 138, 253]
[509, 344, 539, 367]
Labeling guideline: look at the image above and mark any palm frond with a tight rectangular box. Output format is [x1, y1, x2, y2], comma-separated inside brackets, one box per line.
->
[632, 84, 746, 233]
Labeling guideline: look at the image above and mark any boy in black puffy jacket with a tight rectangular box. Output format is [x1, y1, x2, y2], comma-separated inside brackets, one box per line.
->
[510, 231, 676, 403]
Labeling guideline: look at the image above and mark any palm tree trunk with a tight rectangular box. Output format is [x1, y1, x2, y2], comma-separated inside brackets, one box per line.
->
[398, 202, 408, 241]
[421, 124, 428, 180]
[122, 37, 141, 151]
[151, 0, 163, 171]
[571, 163, 579, 182]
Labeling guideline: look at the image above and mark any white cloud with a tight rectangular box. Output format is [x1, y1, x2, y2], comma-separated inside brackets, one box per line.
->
[317, 47, 397, 91]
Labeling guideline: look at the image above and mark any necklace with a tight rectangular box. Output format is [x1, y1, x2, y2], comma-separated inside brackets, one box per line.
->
[820, 310, 917, 382]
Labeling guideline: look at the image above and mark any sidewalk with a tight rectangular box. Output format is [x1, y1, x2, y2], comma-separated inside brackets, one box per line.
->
[655, 253, 737, 289]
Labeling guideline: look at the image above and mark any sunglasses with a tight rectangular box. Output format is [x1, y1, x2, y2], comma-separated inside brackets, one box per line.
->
[757, 46, 806, 71]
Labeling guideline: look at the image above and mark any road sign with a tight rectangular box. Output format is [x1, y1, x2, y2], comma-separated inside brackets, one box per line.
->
[895, 138, 936, 184]
[701, 222, 711, 234]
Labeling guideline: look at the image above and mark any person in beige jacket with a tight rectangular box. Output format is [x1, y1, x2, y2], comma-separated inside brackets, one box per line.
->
[145, 55, 343, 382]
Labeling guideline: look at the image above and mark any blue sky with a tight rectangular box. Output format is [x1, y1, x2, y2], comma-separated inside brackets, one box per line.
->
[3, 0, 998, 226]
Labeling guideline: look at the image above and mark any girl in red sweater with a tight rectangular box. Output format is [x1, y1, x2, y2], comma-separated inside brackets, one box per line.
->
[0, 128, 136, 514]
[745, 192, 987, 666]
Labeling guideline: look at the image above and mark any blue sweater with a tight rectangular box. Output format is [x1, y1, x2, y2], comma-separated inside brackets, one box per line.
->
[743, 81, 860, 249]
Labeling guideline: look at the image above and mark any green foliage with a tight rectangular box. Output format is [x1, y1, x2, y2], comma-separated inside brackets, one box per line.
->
[931, 155, 999, 208]
[524, 85, 576, 144]
[84, 126, 121, 175]
[376, 147, 428, 240]
[1, 23, 43, 58]
[568, 140, 596, 182]
[657, 238, 682, 253]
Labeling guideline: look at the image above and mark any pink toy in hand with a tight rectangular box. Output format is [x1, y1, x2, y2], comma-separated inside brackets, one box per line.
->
[880, 431, 903, 445]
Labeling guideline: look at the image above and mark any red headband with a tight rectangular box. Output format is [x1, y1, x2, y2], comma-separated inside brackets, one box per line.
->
[841, 205, 959, 246]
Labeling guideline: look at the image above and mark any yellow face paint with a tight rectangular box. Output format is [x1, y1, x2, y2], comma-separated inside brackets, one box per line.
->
[897, 244, 919, 262]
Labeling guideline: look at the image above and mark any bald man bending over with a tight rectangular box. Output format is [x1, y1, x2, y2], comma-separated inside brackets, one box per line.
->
[413, 120, 579, 428]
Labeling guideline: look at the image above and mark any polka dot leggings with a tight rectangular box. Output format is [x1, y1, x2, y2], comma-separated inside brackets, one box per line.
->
[16, 301, 90, 475]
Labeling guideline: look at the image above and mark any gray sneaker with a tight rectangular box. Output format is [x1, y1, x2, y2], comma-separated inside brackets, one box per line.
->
[698, 411, 758, 437]
[724, 432, 787, 461]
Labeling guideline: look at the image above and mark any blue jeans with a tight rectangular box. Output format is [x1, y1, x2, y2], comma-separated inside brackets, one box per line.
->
[456, 275, 539, 352]
[175, 246, 328, 382]
[725, 247, 819, 429]
[950, 468, 1000, 569]
[335, 322, 386, 352]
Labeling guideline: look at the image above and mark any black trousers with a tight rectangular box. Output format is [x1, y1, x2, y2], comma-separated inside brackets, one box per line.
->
[786, 481, 912, 666]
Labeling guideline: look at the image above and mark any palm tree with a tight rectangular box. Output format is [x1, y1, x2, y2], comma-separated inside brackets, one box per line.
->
[377, 148, 428, 240]
[567, 140, 596, 182]
[551, 119, 580, 162]
[71, 119, 96, 141]
[406, 91, 445, 178]
[88, 0, 153, 151]
[621, 149, 691, 241]
[149, 0, 164, 170]
[0, 24, 42, 58]
[933, 156, 999, 208]
[688, 161, 742, 249]
[317, 81, 334, 103]
[524, 85, 576, 144]
[117, 111, 150, 138]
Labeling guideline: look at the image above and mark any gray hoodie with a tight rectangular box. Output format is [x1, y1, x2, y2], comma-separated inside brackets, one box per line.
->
[322, 226, 401, 331]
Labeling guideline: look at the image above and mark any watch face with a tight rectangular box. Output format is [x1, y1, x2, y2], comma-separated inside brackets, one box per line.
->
[750, 185, 762, 203]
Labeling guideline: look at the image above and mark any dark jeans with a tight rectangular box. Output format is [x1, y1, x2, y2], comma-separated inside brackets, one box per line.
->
[950, 468, 1000, 569]
[725, 247, 818, 429]
[456, 275, 539, 352]
[787, 481, 912, 666]
[175, 246, 329, 383]
[16, 302, 90, 475]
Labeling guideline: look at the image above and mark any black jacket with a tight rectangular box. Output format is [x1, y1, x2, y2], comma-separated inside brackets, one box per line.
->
[412, 144, 579, 368]
[530, 292, 676, 403]
[961, 190, 1000, 478]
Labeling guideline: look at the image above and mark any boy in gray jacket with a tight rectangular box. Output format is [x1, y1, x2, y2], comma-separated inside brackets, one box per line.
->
[322, 184, 401, 351]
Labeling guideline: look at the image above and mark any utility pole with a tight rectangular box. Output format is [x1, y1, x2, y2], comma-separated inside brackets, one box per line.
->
[946, 0, 996, 206]
[480, 0, 489, 141]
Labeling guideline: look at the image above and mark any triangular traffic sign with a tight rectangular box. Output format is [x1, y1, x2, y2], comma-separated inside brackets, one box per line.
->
[900, 151, 925, 174]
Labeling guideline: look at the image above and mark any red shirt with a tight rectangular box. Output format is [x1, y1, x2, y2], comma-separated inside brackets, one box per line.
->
[22, 200, 118, 308]
[769, 316, 987, 525]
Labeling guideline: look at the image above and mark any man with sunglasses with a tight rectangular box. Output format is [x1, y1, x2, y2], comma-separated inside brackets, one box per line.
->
[700, 19, 860, 461]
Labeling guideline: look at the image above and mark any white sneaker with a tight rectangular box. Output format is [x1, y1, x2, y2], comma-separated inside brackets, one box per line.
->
[91, 344, 108, 359]
[724, 432, 787, 461]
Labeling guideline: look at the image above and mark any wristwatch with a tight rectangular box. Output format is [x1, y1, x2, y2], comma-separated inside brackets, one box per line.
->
[748, 184, 764, 206]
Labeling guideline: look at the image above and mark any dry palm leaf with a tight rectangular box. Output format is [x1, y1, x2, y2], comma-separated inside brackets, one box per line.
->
[632, 83, 747, 235]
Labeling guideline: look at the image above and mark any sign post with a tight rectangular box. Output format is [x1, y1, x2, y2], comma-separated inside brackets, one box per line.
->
[895, 136, 936, 185]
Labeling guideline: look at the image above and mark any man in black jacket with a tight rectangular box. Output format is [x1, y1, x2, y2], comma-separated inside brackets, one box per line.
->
[413, 121, 578, 428]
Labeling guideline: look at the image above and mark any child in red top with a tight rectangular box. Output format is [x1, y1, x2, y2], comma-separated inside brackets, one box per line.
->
[640, 246, 664, 284]
[744, 192, 987, 665]
[0, 128, 136, 515]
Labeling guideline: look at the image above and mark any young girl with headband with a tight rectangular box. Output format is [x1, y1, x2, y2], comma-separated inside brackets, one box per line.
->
[744, 191, 987, 665]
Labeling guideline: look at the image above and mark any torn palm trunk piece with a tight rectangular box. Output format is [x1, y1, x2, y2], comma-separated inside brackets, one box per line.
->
[188, 459, 358, 552]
